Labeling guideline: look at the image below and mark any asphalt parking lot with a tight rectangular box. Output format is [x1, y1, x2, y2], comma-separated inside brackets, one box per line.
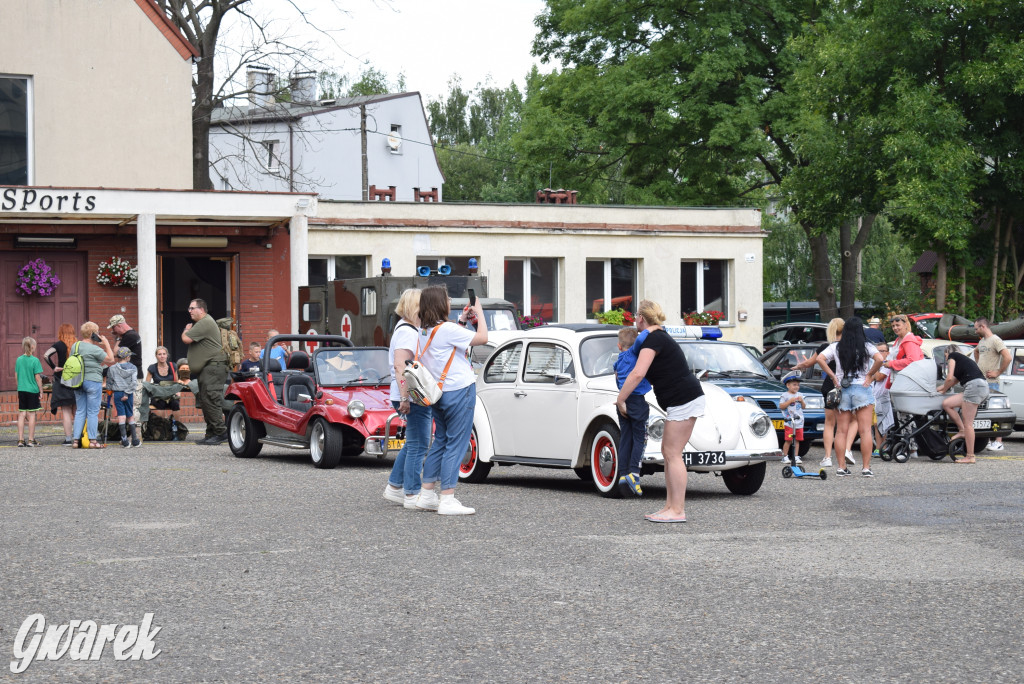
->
[1, 430, 1022, 683]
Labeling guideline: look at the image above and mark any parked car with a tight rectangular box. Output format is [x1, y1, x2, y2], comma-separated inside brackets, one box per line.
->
[759, 343, 829, 394]
[224, 335, 405, 468]
[997, 339, 1024, 429]
[462, 324, 783, 497]
[660, 330, 825, 457]
[762, 322, 828, 351]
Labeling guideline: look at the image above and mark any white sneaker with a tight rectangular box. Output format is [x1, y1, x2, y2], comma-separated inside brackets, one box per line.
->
[781, 457, 792, 465]
[383, 485, 404, 505]
[987, 441, 1004, 451]
[820, 457, 833, 467]
[845, 451, 856, 465]
[416, 488, 440, 511]
[795, 456, 803, 465]
[437, 494, 475, 516]
[403, 495, 420, 510]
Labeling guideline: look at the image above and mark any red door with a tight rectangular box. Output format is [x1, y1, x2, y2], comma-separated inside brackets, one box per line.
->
[1, 252, 87, 390]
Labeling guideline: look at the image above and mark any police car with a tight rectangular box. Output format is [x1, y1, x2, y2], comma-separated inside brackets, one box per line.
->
[665, 325, 826, 457]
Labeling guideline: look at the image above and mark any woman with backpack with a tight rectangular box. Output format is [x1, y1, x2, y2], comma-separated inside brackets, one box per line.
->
[412, 286, 487, 515]
[70, 321, 115, 449]
[43, 322, 79, 446]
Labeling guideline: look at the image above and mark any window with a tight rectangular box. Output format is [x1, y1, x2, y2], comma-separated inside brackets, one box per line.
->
[264, 140, 281, 171]
[681, 259, 729, 321]
[334, 255, 365, 280]
[416, 256, 478, 276]
[387, 124, 402, 154]
[523, 344, 573, 384]
[308, 258, 328, 287]
[586, 259, 636, 319]
[0, 76, 30, 185]
[361, 287, 377, 316]
[484, 343, 523, 383]
[1012, 348, 1024, 376]
[302, 302, 322, 324]
[504, 258, 559, 322]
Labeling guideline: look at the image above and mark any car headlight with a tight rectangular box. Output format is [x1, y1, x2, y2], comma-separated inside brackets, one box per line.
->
[347, 400, 366, 418]
[748, 412, 772, 437]
[804, 395, 824, 409]
[986, 395, 1010, 410]
[647, 418, 665, 442]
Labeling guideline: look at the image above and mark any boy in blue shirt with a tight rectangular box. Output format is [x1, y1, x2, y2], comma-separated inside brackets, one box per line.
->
[614, 326, 651, 496]
[779, 372, 806, 465]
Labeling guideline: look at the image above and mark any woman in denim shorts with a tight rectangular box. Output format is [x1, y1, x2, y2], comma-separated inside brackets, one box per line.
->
[816, 317, 886, 477]
[938, 347, 989, 464]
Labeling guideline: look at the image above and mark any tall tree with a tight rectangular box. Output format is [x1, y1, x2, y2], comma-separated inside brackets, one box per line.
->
[155, 0, 348, 190]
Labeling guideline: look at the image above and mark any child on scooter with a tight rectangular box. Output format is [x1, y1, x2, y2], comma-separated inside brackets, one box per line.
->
[780, 372, 806, 465]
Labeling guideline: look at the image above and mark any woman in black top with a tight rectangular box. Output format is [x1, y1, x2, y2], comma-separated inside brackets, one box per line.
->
[42, 322, 78, 445]
[938, 348, 989, 463]
[145, 346, 182, 422]
[616, 300, 704, 523]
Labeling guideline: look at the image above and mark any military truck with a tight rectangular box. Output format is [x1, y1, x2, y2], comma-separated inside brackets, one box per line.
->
[298, 262, 521, 347]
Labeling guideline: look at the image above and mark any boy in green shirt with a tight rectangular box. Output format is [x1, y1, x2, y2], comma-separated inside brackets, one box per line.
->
[15, 336, 44, 447]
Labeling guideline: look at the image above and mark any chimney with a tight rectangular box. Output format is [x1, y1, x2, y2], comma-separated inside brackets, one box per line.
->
[246, 65, 275, 108]
[290, 71, 317, 104]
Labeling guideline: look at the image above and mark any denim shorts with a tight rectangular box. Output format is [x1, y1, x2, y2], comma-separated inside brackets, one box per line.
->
[838, 384, 873, 412]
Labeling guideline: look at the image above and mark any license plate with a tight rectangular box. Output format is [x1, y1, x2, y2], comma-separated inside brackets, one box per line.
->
[772, 419, 785, 430]
[684, 451, 726, 466]
[386, 438, 405, 451]
[972, 420, 991, 429]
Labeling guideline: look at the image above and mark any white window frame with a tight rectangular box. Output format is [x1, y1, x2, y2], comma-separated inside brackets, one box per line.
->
[681, 258, 730, 324]
[387, 124, 403, 155]
[308, 255, 368, 282]
[264, 140, 281, 172]
[587, 258, 638, 317]
[1, 74, 33, 185]
[506, 257, 560, 321]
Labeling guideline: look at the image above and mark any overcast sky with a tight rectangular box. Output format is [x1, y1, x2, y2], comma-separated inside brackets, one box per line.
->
[255, 0, 552, 103]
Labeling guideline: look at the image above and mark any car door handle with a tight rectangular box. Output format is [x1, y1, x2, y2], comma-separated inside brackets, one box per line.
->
[514, 391, 527, 397]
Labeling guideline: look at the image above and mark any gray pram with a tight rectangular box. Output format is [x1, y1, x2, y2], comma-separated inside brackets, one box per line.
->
[882, 359, 962, 462]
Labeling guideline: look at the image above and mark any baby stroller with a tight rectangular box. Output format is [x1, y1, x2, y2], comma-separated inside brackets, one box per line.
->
[881, 359, 964, 463]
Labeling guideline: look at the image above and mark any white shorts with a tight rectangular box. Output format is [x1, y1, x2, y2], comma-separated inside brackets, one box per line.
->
[665, 396, 706, 421]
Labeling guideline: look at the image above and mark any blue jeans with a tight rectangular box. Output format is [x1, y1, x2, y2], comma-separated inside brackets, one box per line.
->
[422, 384, 476, 491]
[72, 380, 103, 440]
[617, 394, 649, 477]
[387, 400, 432, 496]
[113, 391, 134, 420]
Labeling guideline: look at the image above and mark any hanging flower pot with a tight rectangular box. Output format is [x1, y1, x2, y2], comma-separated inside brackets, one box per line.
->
[96, 256, 138, 288]
[15, 258, 61, 296]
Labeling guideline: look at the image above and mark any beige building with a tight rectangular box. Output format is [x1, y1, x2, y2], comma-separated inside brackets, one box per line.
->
[308, 202, 766, 346]
[0, 0, 195, 189]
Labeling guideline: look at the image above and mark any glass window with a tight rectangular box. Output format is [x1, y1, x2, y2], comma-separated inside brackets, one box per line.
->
[0, 77, 29, 185]
[308, 258, 328, 287]
[483, 343, 523, 383]
[302, 302, 322, 323]
[587, 259, 636, 319]
[580, 335, 621, 377]
[504, 258, 559, 322]
[444, 256, 478, 276]
[361, 287, 377, 316]
[681, 260, 729, 320]
[523, 343, 573, 384]
[335, 255, 365, 280]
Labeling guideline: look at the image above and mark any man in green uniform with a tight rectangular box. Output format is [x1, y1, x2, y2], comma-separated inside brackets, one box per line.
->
[182, 298, 229, 444]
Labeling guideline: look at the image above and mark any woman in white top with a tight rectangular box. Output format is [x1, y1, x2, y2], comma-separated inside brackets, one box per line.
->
[817, 316, 885, 477]
[412, 286, 488, 515]
[382, 289, 432, 510]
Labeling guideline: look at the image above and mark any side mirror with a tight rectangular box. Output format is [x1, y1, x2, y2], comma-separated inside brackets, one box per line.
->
[554, 373, 574, 385]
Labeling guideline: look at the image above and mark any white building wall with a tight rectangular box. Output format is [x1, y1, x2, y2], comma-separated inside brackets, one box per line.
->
[309, 203, 765, 346]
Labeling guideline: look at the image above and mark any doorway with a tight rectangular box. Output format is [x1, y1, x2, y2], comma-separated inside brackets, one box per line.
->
[160, 255, 235, 364]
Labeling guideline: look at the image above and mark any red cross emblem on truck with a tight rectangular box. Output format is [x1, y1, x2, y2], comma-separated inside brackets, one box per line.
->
[341, 314, 352, 338]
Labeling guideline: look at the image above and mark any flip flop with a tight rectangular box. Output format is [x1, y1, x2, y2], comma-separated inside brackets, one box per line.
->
[645, 514, 687, 523]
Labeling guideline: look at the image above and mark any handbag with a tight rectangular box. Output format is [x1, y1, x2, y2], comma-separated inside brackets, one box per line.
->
[825, 387, 842, 410]
[403, 326, 456, 407]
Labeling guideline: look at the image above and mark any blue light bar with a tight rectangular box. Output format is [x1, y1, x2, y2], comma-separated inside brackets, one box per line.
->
[701, 326, 723, 339]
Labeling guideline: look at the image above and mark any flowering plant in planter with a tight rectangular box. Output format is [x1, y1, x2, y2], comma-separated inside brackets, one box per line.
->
[97, 256, 138, 288]
[519, 313, 547, 330]
[594, 308, 635, 326]
[683, 310, 725, 325]
[16, 258, 61, 296]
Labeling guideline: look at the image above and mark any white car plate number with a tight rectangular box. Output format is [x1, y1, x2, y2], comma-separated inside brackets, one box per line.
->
[684, 451, 726, 466]
[972, 420, 991, 430]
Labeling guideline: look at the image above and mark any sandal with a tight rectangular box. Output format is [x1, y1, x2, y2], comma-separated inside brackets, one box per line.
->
[88, 442, 106, 449]
[72, 440, 81, 449]
[17, 441, 26, 447]
[28, 440, 40, 447]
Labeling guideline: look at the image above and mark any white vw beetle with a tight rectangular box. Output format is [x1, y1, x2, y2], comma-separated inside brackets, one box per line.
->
[461, 325, 783, 496]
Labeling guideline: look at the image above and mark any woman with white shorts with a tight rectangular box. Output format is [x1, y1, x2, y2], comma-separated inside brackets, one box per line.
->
[616, 300, 704, 523]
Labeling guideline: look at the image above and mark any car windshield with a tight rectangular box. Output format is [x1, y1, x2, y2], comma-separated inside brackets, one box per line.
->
[677, 342, 771, 379]
[446, 307, 519, 331]
[313, 348, 390, 386]
[914, 317, 938, 339]
[579, 335, 621, 377]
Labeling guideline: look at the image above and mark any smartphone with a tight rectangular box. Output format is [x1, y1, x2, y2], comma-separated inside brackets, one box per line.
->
[468, 288, 476, 307]
[91, 332, 102, 343]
